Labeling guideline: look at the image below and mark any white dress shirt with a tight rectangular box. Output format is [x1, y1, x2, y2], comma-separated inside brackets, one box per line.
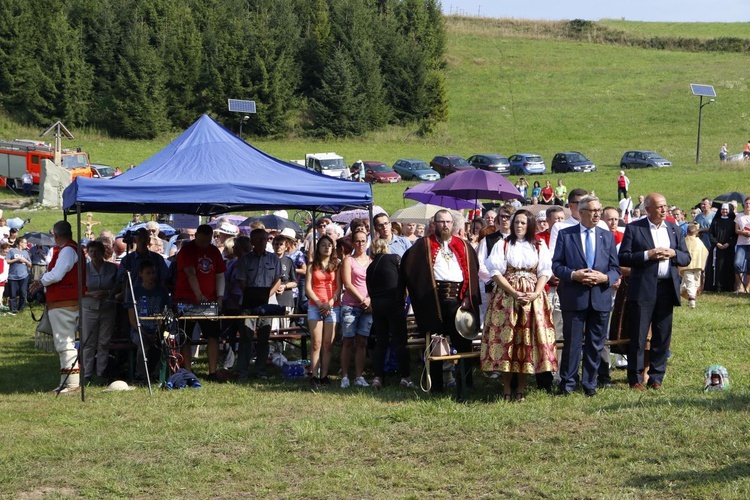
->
[646, 220, 671, 278]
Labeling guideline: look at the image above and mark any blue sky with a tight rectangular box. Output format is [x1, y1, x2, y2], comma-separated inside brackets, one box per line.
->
[442, 1, 750, 22]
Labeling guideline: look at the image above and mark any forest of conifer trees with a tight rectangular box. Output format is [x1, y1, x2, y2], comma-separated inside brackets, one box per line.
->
[0, 0, 447, 138]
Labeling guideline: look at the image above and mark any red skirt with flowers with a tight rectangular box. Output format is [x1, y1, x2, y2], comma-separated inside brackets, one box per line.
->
[480, 267, 557, 374]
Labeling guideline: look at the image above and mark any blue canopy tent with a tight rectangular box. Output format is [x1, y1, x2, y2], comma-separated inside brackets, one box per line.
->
[60, 114, 372, 400]
[62, 114, 373, 215]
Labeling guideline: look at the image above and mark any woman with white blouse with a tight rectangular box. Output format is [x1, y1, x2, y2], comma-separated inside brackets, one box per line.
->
[479, 209, 557, 402]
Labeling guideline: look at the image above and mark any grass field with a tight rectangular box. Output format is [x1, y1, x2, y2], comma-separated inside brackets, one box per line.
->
[2, 16, 750, 498]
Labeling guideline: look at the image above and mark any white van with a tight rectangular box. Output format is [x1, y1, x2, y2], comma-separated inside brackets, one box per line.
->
[305, 152, 350, 179]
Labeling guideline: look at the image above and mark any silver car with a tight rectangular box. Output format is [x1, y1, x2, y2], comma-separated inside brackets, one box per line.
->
[620, 151, 672, 169]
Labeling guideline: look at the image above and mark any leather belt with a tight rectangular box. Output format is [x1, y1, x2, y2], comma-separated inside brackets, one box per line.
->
[436, 280, 462, 300]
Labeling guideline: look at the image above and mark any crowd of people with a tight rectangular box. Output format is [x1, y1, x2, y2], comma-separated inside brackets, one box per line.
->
[9, 185, 744, 398]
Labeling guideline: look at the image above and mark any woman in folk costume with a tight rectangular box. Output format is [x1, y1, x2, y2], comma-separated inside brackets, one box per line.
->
[480, 209, 557, 402]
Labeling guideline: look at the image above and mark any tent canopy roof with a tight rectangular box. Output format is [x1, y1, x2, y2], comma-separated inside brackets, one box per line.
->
[62, 114, 372, 216]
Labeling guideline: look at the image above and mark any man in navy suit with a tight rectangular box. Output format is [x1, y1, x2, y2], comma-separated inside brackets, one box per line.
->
[619, 193, 690, 390]
[552, 195, 621, 396]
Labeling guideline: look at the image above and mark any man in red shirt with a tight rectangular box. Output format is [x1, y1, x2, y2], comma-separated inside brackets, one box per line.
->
[175, 224, 226, 382]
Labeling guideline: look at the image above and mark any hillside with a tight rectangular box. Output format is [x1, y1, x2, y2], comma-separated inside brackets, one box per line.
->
[1, 16, 749, 213]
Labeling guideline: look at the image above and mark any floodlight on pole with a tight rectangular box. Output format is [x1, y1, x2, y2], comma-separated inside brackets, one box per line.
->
[239, 115, 250, 140]
[691, 84, 717, 164]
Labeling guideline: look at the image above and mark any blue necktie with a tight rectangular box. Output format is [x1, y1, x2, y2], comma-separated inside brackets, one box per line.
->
[585, 229, 595, 269]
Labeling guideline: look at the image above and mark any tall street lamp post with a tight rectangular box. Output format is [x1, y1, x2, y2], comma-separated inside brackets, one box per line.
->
[696, 96, 715, 164]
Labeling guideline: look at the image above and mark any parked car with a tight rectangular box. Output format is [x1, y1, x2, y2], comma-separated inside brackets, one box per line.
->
[429, 155, 475, 177]
[508, 154, 547, 175]
[467, 154, 511, 175]
[91, 164, 116, 179]
[361, 161, 401, 184]
[620, 150, 673, 169]
[392, 159, 440, 181]
[551, 152, 597, 173]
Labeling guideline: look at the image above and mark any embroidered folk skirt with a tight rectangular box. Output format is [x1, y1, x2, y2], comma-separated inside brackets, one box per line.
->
[480, 268, 557, 374]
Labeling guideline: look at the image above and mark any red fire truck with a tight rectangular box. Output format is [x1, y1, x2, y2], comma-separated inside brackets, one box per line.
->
[0, 139, 93, 190]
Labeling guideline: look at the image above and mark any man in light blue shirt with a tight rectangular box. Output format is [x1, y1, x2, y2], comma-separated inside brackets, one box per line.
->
[373, 213, 411, 257]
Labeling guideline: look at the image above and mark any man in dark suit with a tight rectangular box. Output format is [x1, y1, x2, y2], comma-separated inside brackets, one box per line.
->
[619, 193, 690, 390]
[553, 195, 621, 396]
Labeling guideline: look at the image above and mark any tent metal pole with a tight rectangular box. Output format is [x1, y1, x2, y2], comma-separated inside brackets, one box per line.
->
[76, 204, 85, 402]
[368, 205, 374, 242]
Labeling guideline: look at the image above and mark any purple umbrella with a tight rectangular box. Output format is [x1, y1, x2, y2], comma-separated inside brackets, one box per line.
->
[404, 182, 479, 210]
[431, 169, 522, 201]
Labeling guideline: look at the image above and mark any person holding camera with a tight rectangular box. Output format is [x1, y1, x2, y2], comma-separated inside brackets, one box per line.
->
[29, 221, 85, 395]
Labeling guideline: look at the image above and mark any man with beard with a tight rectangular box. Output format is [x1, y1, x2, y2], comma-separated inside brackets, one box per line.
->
[401, 209, 481, 393]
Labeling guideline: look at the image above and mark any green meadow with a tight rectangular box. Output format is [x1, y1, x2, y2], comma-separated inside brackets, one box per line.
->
[2, 17, 750, 498]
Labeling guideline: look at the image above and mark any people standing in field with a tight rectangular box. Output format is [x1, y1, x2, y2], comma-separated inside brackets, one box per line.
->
[705, 204, 736, 292]
[339, 228, 372, 388]
[401, 209, 481, 394]
[618, 193, 690, 390]
[481, 209, 556, 401]
[720, 143, 728, 162]
[554, 179, 567, 206]
[681, 223, 708, 308]
[305, 235, 341, 387]
[734, 197, 750, 293]
[617, 171, 630, 201]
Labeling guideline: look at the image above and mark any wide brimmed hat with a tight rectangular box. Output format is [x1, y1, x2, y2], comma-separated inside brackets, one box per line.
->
[275, 227, 297, 241]
[454, 309, 480, 340]
[217, 222, 239, 236]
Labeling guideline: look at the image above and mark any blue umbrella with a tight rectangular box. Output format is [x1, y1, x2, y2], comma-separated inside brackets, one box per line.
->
[404, 182, 478, 210]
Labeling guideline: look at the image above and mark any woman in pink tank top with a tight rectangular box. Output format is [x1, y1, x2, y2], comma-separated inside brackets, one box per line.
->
[339, 229, 373, 388]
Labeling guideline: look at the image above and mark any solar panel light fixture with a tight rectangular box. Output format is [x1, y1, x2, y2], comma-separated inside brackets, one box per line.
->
[228, 99, 256, 139]
[691, 84, 716, 164]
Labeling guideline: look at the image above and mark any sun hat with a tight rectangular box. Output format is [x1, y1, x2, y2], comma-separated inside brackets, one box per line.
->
[217, 222, 239, 236]
[535, 211, 547, 221]
[275, 227, 297, 241]
[103, 380, 134, 392]
[455, 308, 480, 340]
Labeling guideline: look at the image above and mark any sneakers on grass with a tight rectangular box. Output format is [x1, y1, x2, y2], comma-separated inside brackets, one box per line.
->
[341, 376, 350, 388]
[354, 376, 369, 387]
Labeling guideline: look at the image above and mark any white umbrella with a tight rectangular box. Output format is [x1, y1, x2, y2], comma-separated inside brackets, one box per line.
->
[391, 203, 459, 226]
[331, 205, 387, 224]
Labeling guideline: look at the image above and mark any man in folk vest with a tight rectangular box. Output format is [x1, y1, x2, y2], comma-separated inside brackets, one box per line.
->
[29, 221, 85, 395]
[401, 209, 481, 393]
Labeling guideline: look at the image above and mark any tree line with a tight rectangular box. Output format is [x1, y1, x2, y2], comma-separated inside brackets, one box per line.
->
[0, 0, 447, 139]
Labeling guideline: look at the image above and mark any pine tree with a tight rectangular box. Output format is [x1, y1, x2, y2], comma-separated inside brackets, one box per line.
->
[309, 46, 365, 137]
[110, 18, 170, 138]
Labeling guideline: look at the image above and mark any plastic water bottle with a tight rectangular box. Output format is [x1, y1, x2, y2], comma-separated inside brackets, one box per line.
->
[139, 296, 148, 317]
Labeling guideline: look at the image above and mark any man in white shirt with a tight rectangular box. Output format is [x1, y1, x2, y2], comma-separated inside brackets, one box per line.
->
[618, 193, 690, 390]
